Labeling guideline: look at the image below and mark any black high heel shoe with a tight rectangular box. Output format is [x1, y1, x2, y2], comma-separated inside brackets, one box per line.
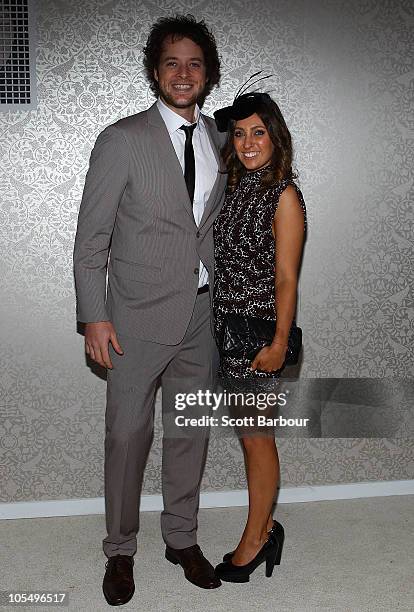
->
[215, 536, 280, 583]
[222, 520, 284, 564]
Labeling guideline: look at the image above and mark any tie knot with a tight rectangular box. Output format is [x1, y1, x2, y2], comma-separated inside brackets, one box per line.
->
[179, 123, 197, 139]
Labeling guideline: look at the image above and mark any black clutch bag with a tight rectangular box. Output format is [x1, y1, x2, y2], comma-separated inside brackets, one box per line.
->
[221, 313, 302, 365]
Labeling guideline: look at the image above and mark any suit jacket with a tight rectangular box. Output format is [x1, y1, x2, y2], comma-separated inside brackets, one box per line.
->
[73, 102, 227, 344]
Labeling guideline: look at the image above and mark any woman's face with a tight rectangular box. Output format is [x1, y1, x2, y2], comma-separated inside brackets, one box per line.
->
[233, 113, 274, 171]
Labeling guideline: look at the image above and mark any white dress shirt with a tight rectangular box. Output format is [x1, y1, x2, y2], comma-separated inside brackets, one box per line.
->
[156, 97, 218, 288]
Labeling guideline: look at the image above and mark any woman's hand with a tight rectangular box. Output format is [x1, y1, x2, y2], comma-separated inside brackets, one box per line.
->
[251, 343, 286, 373]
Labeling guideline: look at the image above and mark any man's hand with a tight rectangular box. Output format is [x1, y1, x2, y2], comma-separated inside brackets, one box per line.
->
[84, 321, 123, 369]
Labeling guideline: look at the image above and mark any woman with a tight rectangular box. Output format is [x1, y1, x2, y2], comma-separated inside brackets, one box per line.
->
[212, 91, 307, 582]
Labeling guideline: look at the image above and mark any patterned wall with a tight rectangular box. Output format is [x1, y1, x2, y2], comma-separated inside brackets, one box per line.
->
[0, 0, 412, 502]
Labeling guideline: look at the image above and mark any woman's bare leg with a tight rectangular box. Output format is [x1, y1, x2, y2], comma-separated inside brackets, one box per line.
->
[231, 435, 279, 565]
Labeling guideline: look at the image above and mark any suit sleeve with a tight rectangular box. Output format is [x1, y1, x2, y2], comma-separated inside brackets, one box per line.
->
[73, 125, 129, 323]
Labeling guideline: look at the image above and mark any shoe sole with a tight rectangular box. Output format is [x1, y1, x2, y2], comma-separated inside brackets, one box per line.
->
[222, 554, 280, 566]
[219, 575, 250, 583]
[102, 585, 135, 606]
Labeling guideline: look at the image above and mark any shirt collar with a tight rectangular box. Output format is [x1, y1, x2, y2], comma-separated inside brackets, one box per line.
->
[157, 97, 201, 135]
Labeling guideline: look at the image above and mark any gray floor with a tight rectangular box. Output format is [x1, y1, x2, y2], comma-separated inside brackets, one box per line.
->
[1, 495, 413, 612]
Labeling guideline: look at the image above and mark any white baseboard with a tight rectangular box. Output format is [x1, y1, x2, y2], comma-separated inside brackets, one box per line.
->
[1, 480, 413, 520]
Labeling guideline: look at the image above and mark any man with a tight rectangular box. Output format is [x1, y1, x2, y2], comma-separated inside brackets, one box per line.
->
[73, 15, 227, 606]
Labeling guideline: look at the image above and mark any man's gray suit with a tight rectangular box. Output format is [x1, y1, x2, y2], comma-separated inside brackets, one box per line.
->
[73, 102, 227, 556]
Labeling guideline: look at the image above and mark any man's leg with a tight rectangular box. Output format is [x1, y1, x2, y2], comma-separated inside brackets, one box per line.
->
[160, 291, 219, 549]
[103, 333, 175, 557]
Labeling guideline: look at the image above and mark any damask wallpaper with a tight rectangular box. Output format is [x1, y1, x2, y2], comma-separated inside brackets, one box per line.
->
[0, 0, 412, 503]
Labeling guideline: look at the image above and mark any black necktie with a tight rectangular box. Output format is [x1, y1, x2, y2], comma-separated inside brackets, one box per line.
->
[179, 123, 197, 204]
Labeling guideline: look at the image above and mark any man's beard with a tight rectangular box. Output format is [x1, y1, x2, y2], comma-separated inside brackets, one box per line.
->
[159, 88, 203, 110]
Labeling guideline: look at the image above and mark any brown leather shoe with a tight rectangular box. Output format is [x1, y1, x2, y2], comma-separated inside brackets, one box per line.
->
[102, 554, 135, 606]
[165, 544, 221, 589]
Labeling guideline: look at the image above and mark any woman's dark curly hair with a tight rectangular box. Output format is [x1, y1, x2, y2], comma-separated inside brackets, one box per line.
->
[143, 14, 221, 100]
[222, 96, 296, 193]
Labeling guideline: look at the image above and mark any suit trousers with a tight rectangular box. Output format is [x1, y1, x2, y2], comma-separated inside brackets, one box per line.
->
[102, 291, 219, 557]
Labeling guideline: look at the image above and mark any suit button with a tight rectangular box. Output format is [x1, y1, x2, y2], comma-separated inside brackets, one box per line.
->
[194, 267, 199, 274]
[196, 231, 200, 238]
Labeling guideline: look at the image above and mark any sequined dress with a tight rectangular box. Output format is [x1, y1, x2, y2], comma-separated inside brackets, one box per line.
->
[213, 167, 307, 379]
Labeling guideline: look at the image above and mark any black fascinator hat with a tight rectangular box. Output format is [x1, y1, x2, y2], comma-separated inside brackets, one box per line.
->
[214, 71, 273, 132]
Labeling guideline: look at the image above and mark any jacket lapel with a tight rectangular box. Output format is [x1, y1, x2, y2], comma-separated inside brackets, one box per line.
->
[146, 103, 195, 221]
[198, 114, 227, 228]
[146, 104, 227, 226]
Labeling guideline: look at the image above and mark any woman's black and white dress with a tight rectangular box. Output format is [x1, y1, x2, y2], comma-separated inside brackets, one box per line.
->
[213, 166, 307, 380]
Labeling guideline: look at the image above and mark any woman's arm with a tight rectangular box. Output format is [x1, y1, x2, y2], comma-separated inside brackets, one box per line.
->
[272, 184, 306, 346]
[251, 185, 306, 372]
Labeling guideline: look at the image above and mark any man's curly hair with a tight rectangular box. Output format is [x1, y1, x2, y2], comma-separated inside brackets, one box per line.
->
[143, 14, 221, 101]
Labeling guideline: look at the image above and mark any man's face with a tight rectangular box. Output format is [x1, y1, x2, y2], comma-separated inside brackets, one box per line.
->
[154, 36, 208, 112]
